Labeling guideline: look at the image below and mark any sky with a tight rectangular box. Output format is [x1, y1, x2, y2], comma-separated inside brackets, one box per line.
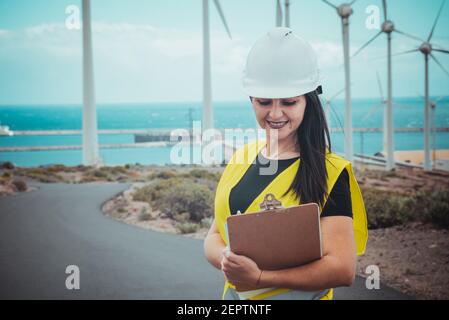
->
[0, 0, 448, 105]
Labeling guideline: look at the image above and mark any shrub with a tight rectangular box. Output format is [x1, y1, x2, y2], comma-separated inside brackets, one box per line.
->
[159, 182, 213, 222]
[92, 169, 109, 179]
[201, 216, 213, 229]
[148, 170, 178, 180]
[118, 207, 125, 213]
[176, 222, 199, 234]
[2, 172, 11, 178]
[419, 188, 449, 229]
[137, 207, 153, 221]
[0, 161, 15, 169]
[133, 178, 180, 203]
[362, 188, 416, 229]
[12, 179, 27, 192]
[189, 169, 218, 180]
[173, 212, 190, 223]
[132, 174, 215, 225]
[111, 166, 128, 175]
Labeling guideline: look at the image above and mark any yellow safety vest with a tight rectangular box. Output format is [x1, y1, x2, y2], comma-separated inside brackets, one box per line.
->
[214, 139, 368, 300]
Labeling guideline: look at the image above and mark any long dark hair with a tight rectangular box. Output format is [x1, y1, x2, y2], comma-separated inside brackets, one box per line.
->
[282, 90, 332, 208]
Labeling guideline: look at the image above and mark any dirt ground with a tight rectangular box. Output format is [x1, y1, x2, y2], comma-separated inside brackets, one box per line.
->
[357, 222, 449, 300]
[356, 166, 449, 194]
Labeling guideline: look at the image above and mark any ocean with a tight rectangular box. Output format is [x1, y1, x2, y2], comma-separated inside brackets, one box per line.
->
[1, 97, 448, 167]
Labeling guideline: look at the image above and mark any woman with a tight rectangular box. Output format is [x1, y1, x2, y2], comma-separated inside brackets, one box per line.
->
[203, 27, 368, 300]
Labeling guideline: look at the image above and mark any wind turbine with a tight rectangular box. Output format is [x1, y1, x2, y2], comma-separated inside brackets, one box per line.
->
[202, 0, 232, 132]
[321, 0, 358, 163]
[393, 0, 449, 170]
[81, 0, 100, 166]
[352, 0, 424, 171]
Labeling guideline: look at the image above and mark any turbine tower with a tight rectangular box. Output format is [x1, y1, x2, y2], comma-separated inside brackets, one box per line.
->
[352, 0, 424, 171]
[393, 0, 449, 170]
[202, 0, 232, 132]
[284, 0, 291, 28]
[321, 0, 358, 163]
[276, 0, 283, 27]
[81, 0, 100, 166]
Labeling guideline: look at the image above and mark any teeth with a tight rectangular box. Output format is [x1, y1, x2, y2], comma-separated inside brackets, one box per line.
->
[267, 120, 288, 129]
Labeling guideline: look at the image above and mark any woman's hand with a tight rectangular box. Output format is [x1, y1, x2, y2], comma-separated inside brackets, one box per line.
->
[221, 248, 262, 286]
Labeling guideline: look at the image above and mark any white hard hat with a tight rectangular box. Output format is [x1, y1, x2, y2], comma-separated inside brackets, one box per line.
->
[242, 27, 322, 99]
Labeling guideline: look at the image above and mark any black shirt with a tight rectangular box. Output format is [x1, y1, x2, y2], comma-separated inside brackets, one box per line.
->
[229, 151, 353, 218]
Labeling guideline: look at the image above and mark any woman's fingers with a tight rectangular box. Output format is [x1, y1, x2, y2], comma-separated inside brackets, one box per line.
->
[222, 255, 239, 269]
[222, 247, 231, 258]
[222, 248, 243, 264]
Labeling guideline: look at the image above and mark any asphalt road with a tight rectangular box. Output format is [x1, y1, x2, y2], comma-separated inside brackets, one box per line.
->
[0, 182, 412, 300]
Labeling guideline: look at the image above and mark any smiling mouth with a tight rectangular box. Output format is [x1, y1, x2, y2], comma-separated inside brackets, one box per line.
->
[266, 120, 289, 129]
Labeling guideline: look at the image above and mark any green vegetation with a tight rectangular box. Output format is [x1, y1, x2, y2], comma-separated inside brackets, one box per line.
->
[0, 161, 15, 170]
[132, 168, 218, 233]
[159, 182, 213, 222]
[363, 188, 416, 229]
[137, 207, 153, 221]
[363, 186, 449, 229]
[418, 188, 449, 229]
[11, 179, 27, 192]
[176, 222, 200, 234]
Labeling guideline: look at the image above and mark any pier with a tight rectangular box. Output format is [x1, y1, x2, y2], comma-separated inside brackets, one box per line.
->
[1, 127, 448, 153]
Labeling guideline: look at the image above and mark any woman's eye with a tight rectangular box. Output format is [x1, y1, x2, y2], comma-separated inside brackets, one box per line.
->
[258, 100, 272, 106]
[282, 101, 296, 106]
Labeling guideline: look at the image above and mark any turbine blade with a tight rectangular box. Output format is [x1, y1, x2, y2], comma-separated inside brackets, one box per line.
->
[382, 0, 387, 21]
[330, 87, 346, 101]
[321, 0, 337, 9]
[362, 103, 384, 121]
[276, 0, 283, 27]
[350, 0, 358, 6]
[428, 0, 446, 42]
[433, 48, 449, 54]
[213, 0, 232, 39]
[352, 31, 382, 58]
[394, 29, 425, 43]
[430, 53, 449, 77]
[376, 71, 385, 102]
[391, 48, 419, 57]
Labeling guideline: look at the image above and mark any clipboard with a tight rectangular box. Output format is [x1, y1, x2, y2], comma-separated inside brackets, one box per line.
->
[226, 193, 323, 292]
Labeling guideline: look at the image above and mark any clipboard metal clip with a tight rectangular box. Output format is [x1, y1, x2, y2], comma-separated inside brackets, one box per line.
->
[259, 193, 283, 211]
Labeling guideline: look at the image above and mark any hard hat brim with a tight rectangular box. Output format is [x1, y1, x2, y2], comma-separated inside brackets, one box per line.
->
[241, 83, 322, 99]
